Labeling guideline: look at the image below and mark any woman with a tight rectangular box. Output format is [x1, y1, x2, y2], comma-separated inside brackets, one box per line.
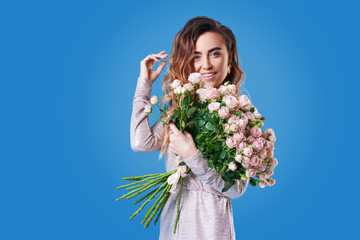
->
[131, 16, 249, 240]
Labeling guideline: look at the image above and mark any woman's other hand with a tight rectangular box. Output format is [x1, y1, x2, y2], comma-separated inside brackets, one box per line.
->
[140, 50, 168, 82]
[168, 122, 198, 159]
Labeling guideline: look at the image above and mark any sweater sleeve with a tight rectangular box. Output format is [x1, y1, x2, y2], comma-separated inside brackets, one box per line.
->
[182, 149, 249, 199]
[130, 76, 165, 152]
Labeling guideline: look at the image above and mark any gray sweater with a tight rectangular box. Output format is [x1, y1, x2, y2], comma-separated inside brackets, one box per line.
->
[130, 76, 249, 240]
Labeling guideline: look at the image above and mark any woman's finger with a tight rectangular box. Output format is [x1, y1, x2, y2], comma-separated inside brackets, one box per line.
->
[169, 122, 180, 134]
[155, 61, 167, 75]
[151, 53, 168, 59]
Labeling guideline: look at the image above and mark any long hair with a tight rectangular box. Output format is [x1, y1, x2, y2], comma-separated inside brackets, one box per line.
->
[159, 16, 246, 158]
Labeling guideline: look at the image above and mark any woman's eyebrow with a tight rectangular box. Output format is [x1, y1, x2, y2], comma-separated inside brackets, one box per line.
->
[193, 47, 222, 54]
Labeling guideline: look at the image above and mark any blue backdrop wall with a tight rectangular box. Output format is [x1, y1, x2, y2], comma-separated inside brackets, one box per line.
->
[1, 0, 359, 239]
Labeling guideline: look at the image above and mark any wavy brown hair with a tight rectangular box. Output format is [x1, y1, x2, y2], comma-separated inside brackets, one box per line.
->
[159, 16, 246, 158]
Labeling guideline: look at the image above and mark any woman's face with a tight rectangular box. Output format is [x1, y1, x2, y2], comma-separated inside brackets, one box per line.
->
[193, 31, 230, 88]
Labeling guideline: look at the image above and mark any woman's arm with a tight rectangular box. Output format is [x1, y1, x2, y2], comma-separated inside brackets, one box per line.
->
[130, 76, 164, 152]
[182, 149, 249, 199]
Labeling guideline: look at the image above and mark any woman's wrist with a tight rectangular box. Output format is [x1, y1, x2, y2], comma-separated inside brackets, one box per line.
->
[183, 148, 199, 159]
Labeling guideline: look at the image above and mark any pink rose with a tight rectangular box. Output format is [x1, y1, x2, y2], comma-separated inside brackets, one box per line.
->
[254, 112, 262, 119]
[265, 128, 275, 136]
[264, 140, 272, 149]
[245, 112, 255, 121]
[242, 162, 251, 169]
[257, 137, 266, 146]
[150, 95, 158, 105]
[206, 87, 220, 100]
[208, 102, 220, 113]
[267, 149, 274, 158]
[250, 126, 262, 138]
[247, 136, 256, 144]
[144, 104, 152, 114]
[171, 79, 182, 89]
[269, 142, 275, 151]
[188, 72, 202, 84]
[183, 83, 194, 92]
[268, 158, 278, 168]
[259, 180, 268, 188]
[237, 142, 248, 151]
[252, 139, 264, 151]
[196, 88, 207, 102]
[174, 86, 182, 95]
[256, 165, 265, 172]
[238, 94, 252, 110]
[265, 168, 274, 177]
[218, 106, 230, 119]
[267, 178, 276, 186]
[242, 156, 251, 164]
[223, 95, 239, 110]
[250, 155, 261, 166]
[233, 131, 245, 142]
[243, 147, 253, 157]
[247, 168, 257, 178]
[235, 154, 243, 162]
[259, 149, 267, 159]
[268, 135, 276, 142]
[241, 113, 248, 121]
[227, 84, 237, 94]
[219, 85, 229, 95]
[259, 172, 267, 180]
[229, 124, 238, 132]
[226, 137, 238, 148]
[238, 119, 248, 129]
[228, 114, 239, 125]
[229, 162, 237, 171]
[224, 123, 230, 132]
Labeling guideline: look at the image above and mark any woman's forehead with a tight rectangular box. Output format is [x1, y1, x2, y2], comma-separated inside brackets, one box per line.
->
[194, 32, 226, 52]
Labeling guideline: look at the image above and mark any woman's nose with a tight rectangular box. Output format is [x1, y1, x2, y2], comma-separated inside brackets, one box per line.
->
[202, 57, 212, 70]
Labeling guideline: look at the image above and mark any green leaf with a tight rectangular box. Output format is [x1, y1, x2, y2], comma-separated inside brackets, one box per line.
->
[198, 109, 206, 116]
[181, 121, 185, 129]
[234, 112, 242, 118]
[198, 119, 206, 127]
[187, 107, 197, 116]
[204, 113, 213, 121]
[249, 177, 257, 186]
[178, 162, 186, 166]
[219, 150, 227, 159]
[205, 122, 215, 131]
[185, 121, 195, 127]
[222, 180, 236, 192]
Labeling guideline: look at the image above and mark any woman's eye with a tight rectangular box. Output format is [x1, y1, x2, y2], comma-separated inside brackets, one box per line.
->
[212, 52, 220, 56]
[193, 56, 200, 60]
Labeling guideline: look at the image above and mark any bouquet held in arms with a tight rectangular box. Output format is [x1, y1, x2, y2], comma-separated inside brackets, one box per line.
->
[116, 73, 278, 232]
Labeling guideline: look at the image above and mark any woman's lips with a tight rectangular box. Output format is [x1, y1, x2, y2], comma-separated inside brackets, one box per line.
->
[202, 72, 217, 80]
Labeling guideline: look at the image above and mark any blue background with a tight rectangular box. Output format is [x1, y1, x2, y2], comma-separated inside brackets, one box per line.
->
[2, 0, 359, 239]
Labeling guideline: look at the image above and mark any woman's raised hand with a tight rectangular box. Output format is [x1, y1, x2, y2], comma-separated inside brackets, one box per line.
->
[140, 50, 168, 83]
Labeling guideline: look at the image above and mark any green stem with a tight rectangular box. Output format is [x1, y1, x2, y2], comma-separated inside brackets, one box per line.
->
[173, 177, 183, 233]
[117, 176, 164, 201]
[121, 172, 168, 181]
[154, 190, 171, 226]
[116, 175, 159, 189]
[142, 183, 170, 224]
[144, 185, 171, 228]
[150, 112, 167, 125]
[134, 188, 158, 204]
[129, 181, 168, 220]
[125, 177, 166, 200]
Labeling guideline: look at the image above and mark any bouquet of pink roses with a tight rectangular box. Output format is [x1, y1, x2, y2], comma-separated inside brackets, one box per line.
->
[116, 73, 278, 232]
